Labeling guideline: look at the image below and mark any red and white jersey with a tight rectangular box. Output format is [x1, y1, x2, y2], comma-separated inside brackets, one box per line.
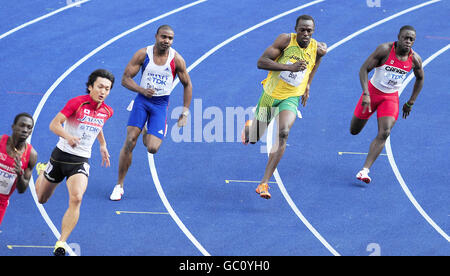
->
[139, 45, 176, 97]
[370, 42, 414, 94]
[56, 94, 113, 158]
[0, 135, 32, 199]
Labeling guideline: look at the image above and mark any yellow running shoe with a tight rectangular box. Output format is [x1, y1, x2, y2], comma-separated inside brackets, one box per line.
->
[36, 162, 47, 175]
[255, 183, 271, 199]
[53, 241, 66, 256]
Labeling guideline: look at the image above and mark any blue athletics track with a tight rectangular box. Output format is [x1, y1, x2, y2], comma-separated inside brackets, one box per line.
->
[0, 0, 448, 257]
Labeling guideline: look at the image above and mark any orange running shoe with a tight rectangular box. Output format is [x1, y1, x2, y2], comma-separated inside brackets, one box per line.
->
[241, 120, 252, 145]
[255, 183, 271, 199]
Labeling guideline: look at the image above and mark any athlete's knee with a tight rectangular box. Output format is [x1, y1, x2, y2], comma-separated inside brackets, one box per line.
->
[123, 136, 138, 153]
[69, 193, 83, 206]
[378, 128, 391, 140]
[147, 145, 159, 154]
[37, 194, 49, 204]
[350, 127, 361, 135]
[278, 128, 290, 142]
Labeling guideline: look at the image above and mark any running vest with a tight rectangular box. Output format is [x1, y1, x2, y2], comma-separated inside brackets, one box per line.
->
[262, 34, 317, 100]
[370, 42, 414, 94]
[140, 45, 176, 97]
[57, 94, 113, 158]
[0, 135, 32, 199]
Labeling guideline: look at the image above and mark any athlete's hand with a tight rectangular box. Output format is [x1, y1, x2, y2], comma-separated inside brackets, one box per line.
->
[289, 60, 307, 72]
[301, 84, 310, 107]
[140, 87, 156, 98]
[402, 102, 413, 119]
[100, 145, 110, 167]
[66, 136, 80, 148]
[177, 114, 188, 127]
[361, 93, 372, 114]
[13, 155, 24, 177]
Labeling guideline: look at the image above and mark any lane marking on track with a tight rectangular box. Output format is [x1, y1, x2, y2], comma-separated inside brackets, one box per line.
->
[115, 211, 169, 215]
[7, 245, 53, 250]
[386, 43, 450, 242]
[0, 0, 91, 40]
[225, 180, 277, 184]
[338, 152, 387, 156]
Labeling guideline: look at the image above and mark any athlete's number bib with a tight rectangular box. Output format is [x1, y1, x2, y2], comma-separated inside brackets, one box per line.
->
[0, 168, 16, 195]
[279, 61, 305, 87]
[380, 72, 405, 89]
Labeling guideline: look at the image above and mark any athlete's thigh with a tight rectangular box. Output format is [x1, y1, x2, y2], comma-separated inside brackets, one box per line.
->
[377, 116, 397, 132]
[35, 173, 59, 199]
[350, 115, 369, 134]
[277, 109, 297, 130]
[66, 173, 88, 200]
[127, 94, 150, 130]
[144, 133, 163, 150]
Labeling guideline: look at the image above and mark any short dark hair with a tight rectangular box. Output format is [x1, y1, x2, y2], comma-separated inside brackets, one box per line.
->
[296, 14, 315, 27]
[14, 112, 34, 127]
[399, 25, 416, 35]
[156, 25, 174, 35]
[86, 69, 115, 94]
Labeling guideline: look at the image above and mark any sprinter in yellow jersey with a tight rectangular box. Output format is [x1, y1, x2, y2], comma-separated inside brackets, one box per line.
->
[242, 15, 327, 199]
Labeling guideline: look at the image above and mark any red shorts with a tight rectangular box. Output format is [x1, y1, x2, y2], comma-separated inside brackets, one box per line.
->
[353, 81, 399, 120]
[0, 198, 8, 226]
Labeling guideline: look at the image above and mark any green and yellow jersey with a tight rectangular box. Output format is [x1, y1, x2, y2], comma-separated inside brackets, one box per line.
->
[262, 34, 317, 100]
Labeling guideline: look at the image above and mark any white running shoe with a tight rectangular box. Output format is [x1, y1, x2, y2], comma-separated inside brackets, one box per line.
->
[356, 168, 371, 184]
[110, 185, 124, 201]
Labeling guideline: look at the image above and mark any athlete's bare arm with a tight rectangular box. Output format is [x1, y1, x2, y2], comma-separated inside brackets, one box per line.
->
[402, 52, 424, 118]
[15, 147, 37, 193]
[97, 130, 110, 167]
[257, 33, 307, 72]
[122, 48, 155, 98]
[49, 113, 80, 148]
[302, 41, 327, 106]
[174, 52, 192, 127]
[359, 43, 391, 113]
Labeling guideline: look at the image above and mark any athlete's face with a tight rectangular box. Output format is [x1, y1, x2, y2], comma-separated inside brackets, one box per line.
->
[295, 20, 315, 47]
[12, 116, 33, 142]
[88, 77, 112, 103]
[398, 30, 416, 52]
[155, 29, 174, 51]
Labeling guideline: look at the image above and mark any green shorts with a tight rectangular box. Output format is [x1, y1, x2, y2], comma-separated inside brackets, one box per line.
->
[255, 91, 299, 123]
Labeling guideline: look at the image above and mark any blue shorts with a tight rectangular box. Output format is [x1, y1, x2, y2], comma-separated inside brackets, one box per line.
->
[127, 94, 169, 139]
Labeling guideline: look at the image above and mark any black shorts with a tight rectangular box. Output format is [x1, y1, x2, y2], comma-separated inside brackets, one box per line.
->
[43, 147, 90, 183]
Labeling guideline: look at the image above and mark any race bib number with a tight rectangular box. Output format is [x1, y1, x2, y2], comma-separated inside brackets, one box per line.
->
[279, 61, 305, 87]
[380, 72, 405, 89]
[0, 168, 16, 195]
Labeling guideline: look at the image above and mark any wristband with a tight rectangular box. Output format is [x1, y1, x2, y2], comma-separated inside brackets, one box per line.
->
[181, 110, 190, 117]
[405, 102, 413, 108]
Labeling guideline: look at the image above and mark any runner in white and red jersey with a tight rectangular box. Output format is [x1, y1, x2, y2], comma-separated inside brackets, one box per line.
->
[35, 69, 114, 255]
[0, 113, 37, 226]
[350, 25, 425, 184]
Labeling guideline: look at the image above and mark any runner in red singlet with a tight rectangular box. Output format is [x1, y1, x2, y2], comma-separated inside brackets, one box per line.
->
[35, 69, 114, 255]
[350, 25, 424, 184]
[0, 113, 37, 226]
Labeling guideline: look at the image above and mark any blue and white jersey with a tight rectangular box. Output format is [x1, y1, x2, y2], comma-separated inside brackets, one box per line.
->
[140, 45, 176, 97]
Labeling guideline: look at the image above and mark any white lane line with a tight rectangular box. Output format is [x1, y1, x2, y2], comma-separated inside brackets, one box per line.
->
[0, 0, 91, 40]
[385, 44, 450, 242]
[328, 0, 441, 51]
[26, 0, 208, 256]
[158, 0, 326, 256]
